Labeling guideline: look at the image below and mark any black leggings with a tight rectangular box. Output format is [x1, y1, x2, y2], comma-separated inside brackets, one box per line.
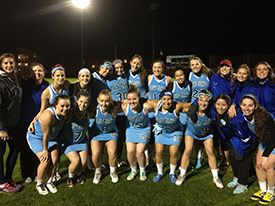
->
[0, 126, 22, 184]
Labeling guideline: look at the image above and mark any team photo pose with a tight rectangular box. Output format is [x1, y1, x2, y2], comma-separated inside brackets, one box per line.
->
[0, 53, 22, 193]
[106, 59, 129, 167]
[89, 89, 123, 184]
[19, 63, 49, 183]
[128, 54, 148, 99]
[27, 95, 70, 195]
[62, 92, 90, 187]
[176, 90, 223, 189]
[147, 90, 190, 183]
[213, 94, 258, 194]
[238, 95, 275, 204]
[122, 85, 153, 181]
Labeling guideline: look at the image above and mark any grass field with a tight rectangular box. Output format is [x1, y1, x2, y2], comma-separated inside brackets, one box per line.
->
[1, 78, 262, 205]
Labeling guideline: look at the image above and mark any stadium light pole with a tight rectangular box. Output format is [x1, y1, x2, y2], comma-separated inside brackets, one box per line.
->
[72, 0, 90, 67]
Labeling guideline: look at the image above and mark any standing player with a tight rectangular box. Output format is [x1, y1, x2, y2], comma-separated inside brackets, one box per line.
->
[147, 90, 191, 183]
[89, 90, 123, 184]
[122, 85, 153, 181]
[27, 95, 70, 195]
[176, 90, 223, 189]
[106, 59, 129, 167]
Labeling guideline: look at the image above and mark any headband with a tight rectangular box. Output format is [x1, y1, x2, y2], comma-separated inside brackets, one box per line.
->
[197, 91, 213, 101]
[159, 90, 173, 99]
[241, 94, 258, 104]
[100, 61, 113, 69]
[51, 66, 65, 75]
[78, 68, 90, 76]
[112, 60, 123, 66]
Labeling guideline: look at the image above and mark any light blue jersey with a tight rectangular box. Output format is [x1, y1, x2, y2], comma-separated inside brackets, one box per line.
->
[48, 84, 69, 104]
[172, 81, 191, 103]
[154, 101, 183, 145]
[90, 105, 118, 141]
[148, 75, 168, 100]
[185, 112, 213, 140]
[125, 104, 151, 144]
[106, 72, 128, 101]
[189, 72, 209, 102]
[128, 70, 147, 98]
[27, 107, 66, 153]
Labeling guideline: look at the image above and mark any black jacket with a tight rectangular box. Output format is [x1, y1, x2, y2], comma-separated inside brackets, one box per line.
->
[0, 70, 22, 130]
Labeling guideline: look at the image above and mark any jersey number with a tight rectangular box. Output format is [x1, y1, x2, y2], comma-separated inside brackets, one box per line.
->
[117, 92, 128, 101]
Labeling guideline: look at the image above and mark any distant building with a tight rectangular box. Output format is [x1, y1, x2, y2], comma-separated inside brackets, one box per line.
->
[166, 55, 196, 69]
[13, 47, 37, 77]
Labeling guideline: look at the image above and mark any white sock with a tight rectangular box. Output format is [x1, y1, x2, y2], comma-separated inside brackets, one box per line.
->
[110, 166, 116, 174]
[68, 172, 74, 178]
[268, 186, 275, 195]
[95, 167, 101, 174]
[140, 167, 145, 174]
[47, 177, 53, 184]
[259, 181, 267, 192]
[36, 179, 43, 186]
[170, 164, 177, 175]
[211, 169, 219, 178]
[156, 162, 163, 175]
[180, 168, 187, 176]
[131, 166, 137, 173]
[197, 149, 202, 159]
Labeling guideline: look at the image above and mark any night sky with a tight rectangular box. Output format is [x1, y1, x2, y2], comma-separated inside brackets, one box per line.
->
[1, 0, 275, 69]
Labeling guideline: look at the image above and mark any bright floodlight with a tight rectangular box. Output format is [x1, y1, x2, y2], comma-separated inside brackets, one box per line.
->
[73, 0, 90, 8]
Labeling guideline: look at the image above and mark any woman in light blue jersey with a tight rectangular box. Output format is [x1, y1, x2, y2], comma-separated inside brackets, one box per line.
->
[176, 90, 224, 189]
[27, 95, 70, 195]
[122, 85, 153, 181]
[147, 90, 191, 183]
[128, 54, 148, 99]
[62, 92, 90, 187]
[89, 89, 123, 184]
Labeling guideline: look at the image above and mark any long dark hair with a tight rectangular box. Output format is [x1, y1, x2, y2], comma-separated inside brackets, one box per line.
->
[215, 94, 231, 127]
[240, 94, 269, 142]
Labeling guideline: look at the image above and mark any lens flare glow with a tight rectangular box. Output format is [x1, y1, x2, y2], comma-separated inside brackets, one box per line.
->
[72, 0, 90, 8]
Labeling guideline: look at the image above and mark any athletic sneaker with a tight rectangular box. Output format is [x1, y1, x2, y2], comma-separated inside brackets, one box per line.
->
[67, 178, 74, 188]
[127, 171, 137, 181]
[140, 172, 147, 181]
[36, 184, 49, 195]
[24, 177, 32, 183]
[93, 172, 101, 184]
[195, 158, 202, 169]
[46, 182, 58, 193]
[213, 177, 224, 189]
[227, 178, 238, 188]
[75, 176, 85, 184]
[0, 183, 20, 194]
[153, 174, 163, 183]
[259, 192, 275, 204]
[233, 184, 247, 194]
[251, 190, 266, 201]
[169, 174, 177, 184]
[7, 179, 22, 190]
[110, 172, 119, 183]
[175, 175, 185, 186]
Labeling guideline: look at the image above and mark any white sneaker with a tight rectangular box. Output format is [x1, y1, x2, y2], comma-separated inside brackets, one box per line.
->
[36, 184, 49, 195]
[93, 172, 101, 184]
[25, 177, 32, 183]
[54, 171, 61, 182]
[213, 177, 224, 189]
[46, 182, 58, 193]
[175, 175, 185, 186]
[139, 172, 147, 181]
[127, 171, 137, 181]
[110, 172, 119, 183]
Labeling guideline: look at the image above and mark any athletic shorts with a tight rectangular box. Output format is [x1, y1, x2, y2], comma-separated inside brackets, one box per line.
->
[126, 126, 151, 144]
